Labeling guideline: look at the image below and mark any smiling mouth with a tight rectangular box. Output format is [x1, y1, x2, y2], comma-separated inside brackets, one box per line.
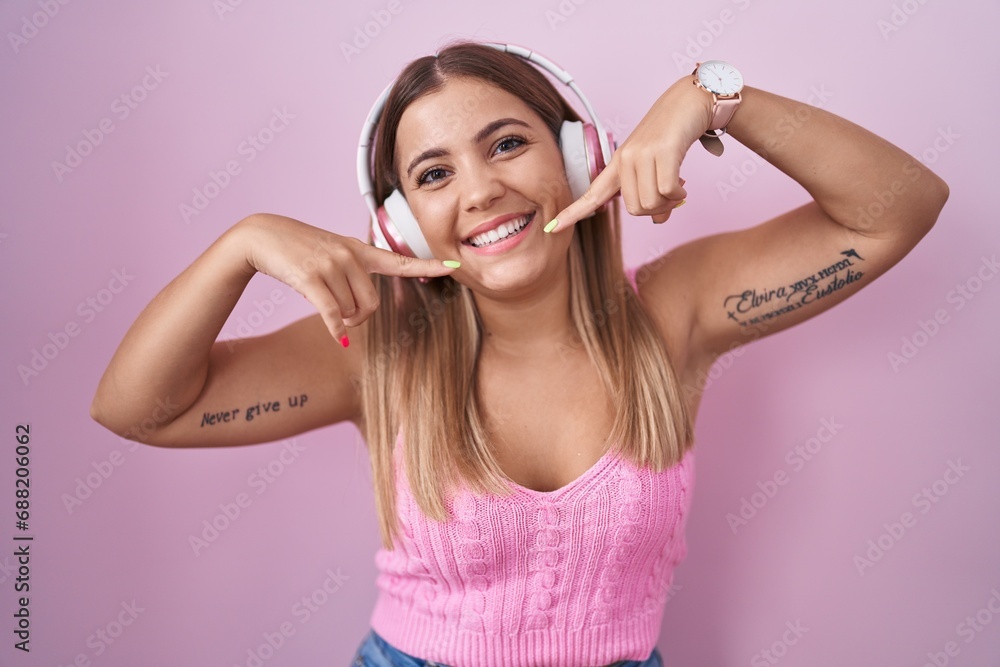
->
[463, 212, 535, 248]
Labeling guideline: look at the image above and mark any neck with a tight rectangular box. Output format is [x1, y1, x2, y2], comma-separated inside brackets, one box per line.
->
[472, 261, 579, 360]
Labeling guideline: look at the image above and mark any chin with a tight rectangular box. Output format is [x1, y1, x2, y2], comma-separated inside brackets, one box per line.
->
[473, 257, 555, 292]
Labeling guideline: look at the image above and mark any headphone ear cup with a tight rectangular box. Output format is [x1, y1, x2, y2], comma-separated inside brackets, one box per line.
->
[372, 206, 396, 253]
[559, 120, 616, 213]
[559, 120, 591, 201]
[581, 122, 607, 176]
[588, 125, 616, 214]
[375, 189, 435, 260]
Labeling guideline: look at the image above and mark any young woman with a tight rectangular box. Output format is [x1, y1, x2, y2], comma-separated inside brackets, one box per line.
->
[90, 40, 948, 667]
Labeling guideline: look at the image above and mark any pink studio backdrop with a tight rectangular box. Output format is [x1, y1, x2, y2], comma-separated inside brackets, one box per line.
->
[2, 1, 998, 665]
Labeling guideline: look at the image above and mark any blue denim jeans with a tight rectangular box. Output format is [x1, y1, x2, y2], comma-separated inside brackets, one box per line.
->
[351, 629, 664, 667]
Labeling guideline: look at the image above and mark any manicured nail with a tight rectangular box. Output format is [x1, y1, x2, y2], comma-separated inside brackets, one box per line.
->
[442, 260, 461, 268]
[673, 199, 687, 209]
[543, 218, 559, 233]
[340, 335, 350, 348]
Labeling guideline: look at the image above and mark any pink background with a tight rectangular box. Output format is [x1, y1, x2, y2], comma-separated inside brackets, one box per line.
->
[3, 1, 998, 665]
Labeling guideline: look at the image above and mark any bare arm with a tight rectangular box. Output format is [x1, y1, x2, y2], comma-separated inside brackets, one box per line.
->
[722, 82, 949, 238]
[545, 72, 948, 390]
[89, 213, 458, 447]
[635, 78, 949, 361]
[89, 217, 262, 442]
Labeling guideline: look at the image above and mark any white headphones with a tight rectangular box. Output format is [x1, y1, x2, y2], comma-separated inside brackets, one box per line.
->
[356, 42, 617, 260]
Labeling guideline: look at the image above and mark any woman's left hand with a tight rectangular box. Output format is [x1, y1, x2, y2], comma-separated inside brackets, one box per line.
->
[544, 75, 714, 231]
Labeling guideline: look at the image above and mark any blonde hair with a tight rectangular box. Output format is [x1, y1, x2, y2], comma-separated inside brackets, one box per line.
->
[361, 40, 694, 549]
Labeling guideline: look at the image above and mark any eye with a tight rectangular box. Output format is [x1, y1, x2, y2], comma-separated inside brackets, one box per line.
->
[495, 134, 526, 154]
[415, 167, 448, 186]
[414, 134, 528, 187]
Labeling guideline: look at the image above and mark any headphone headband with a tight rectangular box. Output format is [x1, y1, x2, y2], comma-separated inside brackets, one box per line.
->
[356, 42, 613, 233]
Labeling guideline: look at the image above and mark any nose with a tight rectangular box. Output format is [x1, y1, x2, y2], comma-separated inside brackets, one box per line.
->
[461, 158, 506, 212]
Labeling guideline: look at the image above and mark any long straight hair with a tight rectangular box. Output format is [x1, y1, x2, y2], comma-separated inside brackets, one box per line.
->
[361, 40, 694, 549]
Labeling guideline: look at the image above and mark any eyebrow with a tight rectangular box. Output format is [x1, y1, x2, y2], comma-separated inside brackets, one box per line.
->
[405, 117, 532, 179]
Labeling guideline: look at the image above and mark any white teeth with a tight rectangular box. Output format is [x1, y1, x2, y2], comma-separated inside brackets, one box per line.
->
[468, 214, 532, 248]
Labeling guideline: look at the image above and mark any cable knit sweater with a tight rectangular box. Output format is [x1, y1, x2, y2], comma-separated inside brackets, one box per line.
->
[369, 266, 697, 667]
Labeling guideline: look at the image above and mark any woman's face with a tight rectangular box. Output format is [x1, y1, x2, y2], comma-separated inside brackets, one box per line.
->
[394, 76, 575, 294]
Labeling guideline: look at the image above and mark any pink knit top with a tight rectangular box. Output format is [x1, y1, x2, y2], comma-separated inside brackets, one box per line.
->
[369, 267, 696, 667]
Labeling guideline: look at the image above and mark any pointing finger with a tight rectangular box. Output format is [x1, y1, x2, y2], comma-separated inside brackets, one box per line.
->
[544, 156, 622, 234]
[359, 240, 462, 277]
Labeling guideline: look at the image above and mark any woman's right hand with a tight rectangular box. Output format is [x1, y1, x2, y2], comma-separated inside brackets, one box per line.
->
[236, 213, 460, 346]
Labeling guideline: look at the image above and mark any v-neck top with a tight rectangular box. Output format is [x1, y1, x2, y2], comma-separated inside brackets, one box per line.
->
[369, 266, 696, 667]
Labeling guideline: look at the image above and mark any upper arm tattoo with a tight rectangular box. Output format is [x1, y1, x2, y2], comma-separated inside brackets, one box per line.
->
[199, 393, 310, 428]
[722, 248, 867, 328]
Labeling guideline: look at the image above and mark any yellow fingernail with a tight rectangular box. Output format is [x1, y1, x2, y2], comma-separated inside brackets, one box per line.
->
[442, 260, 461, 268]
[543, 218, 559, 233]
[673, 199, 687, 209]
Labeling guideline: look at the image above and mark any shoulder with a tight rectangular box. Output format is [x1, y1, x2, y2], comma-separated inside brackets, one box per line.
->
[626, 262, 692, 361]
[627, 261, 712, 416]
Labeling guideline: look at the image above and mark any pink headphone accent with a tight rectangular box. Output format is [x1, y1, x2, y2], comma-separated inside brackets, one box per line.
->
[375, 206, 416, 258]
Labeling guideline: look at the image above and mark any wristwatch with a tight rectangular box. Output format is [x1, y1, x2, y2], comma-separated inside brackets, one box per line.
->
[691, 60, 744, 156]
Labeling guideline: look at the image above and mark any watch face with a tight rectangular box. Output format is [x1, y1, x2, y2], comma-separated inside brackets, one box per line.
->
[697, 60, 743, 95]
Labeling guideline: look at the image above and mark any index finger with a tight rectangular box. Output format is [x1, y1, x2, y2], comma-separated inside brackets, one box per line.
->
[359, 240, 461, 277]
[543, 157, 621, 234]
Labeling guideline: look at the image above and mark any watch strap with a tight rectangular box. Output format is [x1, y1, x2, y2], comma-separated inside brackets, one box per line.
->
[690, 63, 742, 158]
[707, 95, 741, 131]
[699, 131, 725, 157]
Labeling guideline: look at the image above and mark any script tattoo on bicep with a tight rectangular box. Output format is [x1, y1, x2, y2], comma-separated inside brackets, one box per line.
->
[199, 393, 309, 427]
[722, 249, 866, 327]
